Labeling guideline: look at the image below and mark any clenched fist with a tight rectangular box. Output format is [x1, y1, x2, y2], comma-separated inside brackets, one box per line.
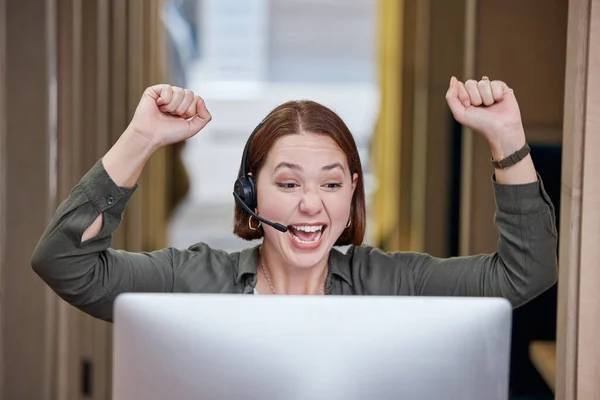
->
[445, 76, 525, 160]
[127, 84, 212, 148]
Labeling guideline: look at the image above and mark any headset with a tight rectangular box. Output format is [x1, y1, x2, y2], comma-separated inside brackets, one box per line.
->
[233, 117, 288, 233]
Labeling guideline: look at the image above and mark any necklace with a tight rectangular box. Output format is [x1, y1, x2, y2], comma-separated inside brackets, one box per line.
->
[261, 261, 327, 295]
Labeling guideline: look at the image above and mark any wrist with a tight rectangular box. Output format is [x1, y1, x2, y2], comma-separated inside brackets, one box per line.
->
[488, 127, 527, 161]
[122, 126, 163, 156]
[102, 129, 157, 188]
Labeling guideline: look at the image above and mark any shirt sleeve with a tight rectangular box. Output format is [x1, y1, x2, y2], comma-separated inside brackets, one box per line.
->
[30, 159, 197, 322]
[408, 175, 558, 308]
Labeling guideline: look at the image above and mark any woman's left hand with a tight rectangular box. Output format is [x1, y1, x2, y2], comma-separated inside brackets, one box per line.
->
[445, 76, 525, 161]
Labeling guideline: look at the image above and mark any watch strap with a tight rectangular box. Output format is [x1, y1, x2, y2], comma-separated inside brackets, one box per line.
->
[491, 142, 531, 169]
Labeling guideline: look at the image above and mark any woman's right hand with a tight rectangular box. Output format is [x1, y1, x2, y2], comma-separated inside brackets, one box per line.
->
[86, 85, 211, 241]
[127, 84, 212, 148]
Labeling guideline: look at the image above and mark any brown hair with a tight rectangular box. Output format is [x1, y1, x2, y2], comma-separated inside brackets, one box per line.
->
[233, 100, 366, 246]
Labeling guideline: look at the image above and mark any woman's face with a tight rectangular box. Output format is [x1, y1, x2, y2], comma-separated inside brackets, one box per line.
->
[256, 133, 358, 268]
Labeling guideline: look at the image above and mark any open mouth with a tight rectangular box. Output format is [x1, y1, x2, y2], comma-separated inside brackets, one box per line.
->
[288, 225, 327, 244]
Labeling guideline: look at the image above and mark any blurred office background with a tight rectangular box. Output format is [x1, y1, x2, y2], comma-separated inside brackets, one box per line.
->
[163, 0, 379, 252]
[3, 0, 598, 399]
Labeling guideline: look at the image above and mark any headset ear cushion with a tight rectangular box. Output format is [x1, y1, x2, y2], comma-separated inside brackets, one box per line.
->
[246, 175, 257, 210]
[234, 176, 257, 210]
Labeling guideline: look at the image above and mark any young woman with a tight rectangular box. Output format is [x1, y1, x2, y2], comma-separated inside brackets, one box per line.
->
[31, 77, 558, 322]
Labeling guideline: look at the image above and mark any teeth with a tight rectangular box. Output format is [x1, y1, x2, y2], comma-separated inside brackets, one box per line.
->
[293, 225, 323, 232]
[291, 230, 323, 244]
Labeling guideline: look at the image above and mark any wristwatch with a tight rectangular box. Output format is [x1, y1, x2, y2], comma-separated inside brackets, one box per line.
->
[491, 142, 530, 169]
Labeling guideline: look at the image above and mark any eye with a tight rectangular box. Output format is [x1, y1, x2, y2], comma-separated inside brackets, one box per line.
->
[277, 182, 299, 190]
[323, 183, 343, 190]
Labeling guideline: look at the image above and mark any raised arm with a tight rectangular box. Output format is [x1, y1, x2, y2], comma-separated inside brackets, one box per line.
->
[84, 84, 211, 240]
[409, 77, 558, 306]
[31, 85, 211, 321]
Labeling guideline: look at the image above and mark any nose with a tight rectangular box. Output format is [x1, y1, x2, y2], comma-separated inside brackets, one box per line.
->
[298, 186, 323, 216]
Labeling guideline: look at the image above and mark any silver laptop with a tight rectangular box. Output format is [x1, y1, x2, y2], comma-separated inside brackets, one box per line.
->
[112, 294, 512, 400]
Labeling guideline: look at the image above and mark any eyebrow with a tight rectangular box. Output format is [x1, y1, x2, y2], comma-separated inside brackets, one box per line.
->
[321, 162, 345, 172]
[272, 162, 346, 174]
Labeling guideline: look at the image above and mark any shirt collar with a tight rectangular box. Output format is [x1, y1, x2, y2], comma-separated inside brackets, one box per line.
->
[327, 247, 354, 286]
[235, 245, 260, 284]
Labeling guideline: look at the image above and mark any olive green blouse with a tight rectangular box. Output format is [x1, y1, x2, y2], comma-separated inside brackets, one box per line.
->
[31, 160, 558, 322]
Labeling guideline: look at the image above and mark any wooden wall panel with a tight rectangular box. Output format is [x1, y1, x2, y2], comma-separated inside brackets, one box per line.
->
[459, 0, 477, 256]
[143, 0, 169, 251]
[52, 1, 169, 398]
[108, 1, 128, 254]
[0, 0, 6, 392]
[407, 0, 429, 252]
[92, 3, 112, 397]
[423, 0, 466, 257]
[576, 2, 600, 393]
[397, 0, 414, 250]
[124, 0, 144, 253]
[457, 0, 599, 397]
[461, 0, 568, 255]
[56, 1, 88, 398]
[2, 0, 56, 398]
[557, 0, 600, 398]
